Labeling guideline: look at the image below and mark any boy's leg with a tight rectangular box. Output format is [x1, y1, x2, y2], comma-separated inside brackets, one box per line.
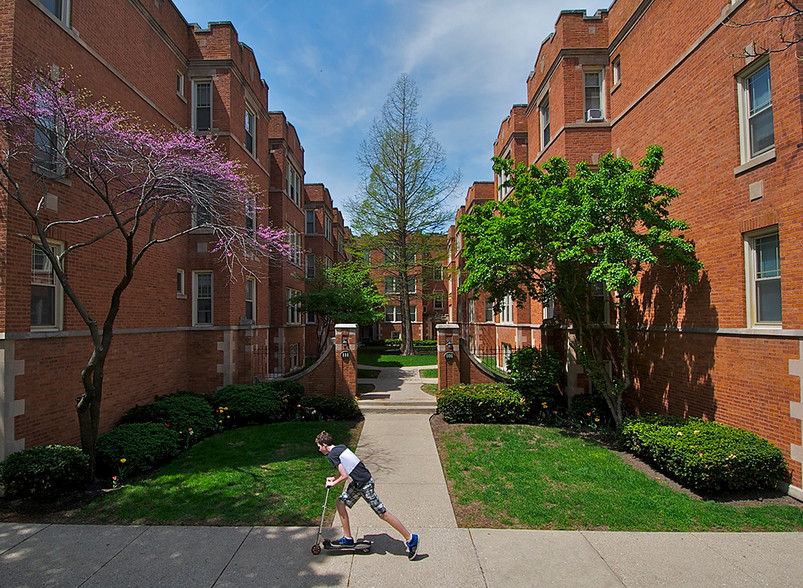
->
[378, 510, 411, 542]
[336, 499, 353, 539]
[360, 479, 413, 542]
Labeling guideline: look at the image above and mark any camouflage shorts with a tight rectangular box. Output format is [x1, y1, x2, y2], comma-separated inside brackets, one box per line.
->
[338, 478, 387, 515]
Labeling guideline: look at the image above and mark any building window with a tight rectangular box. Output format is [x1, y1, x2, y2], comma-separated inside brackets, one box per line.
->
[485, 299, 494, 322]
[502, 343, 513, 372]
[176, 72, 185, 98]
[385, 306, 416, 323]
[612, 57, 621, 87]
[385, 277, 415, 293]
[324, 215, 332, 241]
[286, 226, 302, 266]
[244, 107, 255, 155]
[193, 81, 212, 132]
[289, 343, 300, 370]
[433, 265, 443, 280]
[193, 272, 213, 326]
[176, 269, 185, 297]
[287, 288, 302, 324]
[584, 70, 604, 121]
[434, 293, 444, 310]
[33, 99, 65, 176]
[305, 210, 315, 234]
[737, 59, 774, 162]
[245, 277, 256, 322]
[306, 253, 316, 279]
[468, 298, 476, 323]
[40, 0, 70, 24]
[589, 282, 611, 324]
[745, 228, 781, 326]
[287, 163, 301, 207]
[500, 294, 514, 324]
[193, 198, 213, 227]
[539, 95, 550, 149]
[31, 241, 63, 330]
[245, 195, 256, 235]
[338, 232, 344, 254]
[543, 298, 554, 320]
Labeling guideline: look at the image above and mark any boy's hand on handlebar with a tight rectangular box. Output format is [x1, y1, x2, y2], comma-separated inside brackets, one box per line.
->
[325, 476, 336, 487]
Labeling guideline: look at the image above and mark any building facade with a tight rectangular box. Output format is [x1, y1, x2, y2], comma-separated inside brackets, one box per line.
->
[0, 0, 347, 458]
[449, 0, 803, 494]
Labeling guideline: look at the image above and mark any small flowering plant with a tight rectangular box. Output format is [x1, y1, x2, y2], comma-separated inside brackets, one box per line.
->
[112, 457, 130, 488]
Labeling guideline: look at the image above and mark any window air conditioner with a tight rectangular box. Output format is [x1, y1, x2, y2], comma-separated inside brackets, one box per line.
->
[586, 109, 604, 122]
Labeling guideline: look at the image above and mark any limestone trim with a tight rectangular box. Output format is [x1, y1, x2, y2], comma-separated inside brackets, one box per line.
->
[0, 341, 26, 459]
[788, 342, 803, 495]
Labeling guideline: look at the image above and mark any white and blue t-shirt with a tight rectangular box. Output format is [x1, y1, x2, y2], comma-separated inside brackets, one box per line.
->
[327, 445, 372, 487]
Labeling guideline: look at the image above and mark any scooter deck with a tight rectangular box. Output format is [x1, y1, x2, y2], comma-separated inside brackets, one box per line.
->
[323, 539, 373, 552]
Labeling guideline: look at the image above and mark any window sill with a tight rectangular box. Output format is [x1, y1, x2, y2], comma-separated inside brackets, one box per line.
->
[32, 164, 71, 185]
[176, 293, 187, 300]
[734, 148, 775, 176]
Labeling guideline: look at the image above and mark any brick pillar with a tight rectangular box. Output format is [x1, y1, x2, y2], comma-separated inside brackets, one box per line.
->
[437, 324, 460, 391]
[335, 324, 358, 397]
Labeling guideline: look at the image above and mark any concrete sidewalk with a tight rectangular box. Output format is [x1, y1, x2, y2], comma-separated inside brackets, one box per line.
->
[2, 365, 802, 587]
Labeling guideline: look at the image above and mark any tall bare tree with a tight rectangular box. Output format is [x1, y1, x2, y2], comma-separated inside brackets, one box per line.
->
[348, 74, 459, 355]
[726, 0, 802, 56]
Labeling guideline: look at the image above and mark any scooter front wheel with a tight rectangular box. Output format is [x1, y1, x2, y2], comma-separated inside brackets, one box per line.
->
[311, 544, 321, 555]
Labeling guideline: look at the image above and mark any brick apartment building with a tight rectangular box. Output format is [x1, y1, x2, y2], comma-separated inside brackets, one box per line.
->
[449, 0, 803, 495]
[0, 0, 348, 459]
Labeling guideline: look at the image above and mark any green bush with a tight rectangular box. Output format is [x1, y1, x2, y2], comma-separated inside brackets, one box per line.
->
[296, 395, 361, 421]
[437, 383, 528, 424]
[569, 393, 612, 426]
[0, 445, 89, 499]
[210, 381, 305, 427]
[121, 391, 216, 445]
[620, 414, 788, 492]
[96, 423, 181, 477]
[506, 346, 561, 410]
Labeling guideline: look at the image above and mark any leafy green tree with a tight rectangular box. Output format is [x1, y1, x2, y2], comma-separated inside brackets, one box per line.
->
[348, 74, 460, 355]
[292, 261, 386, 355]
[458, 146, 702, 425]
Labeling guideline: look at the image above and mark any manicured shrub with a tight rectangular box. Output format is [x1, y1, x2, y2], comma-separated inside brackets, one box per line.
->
[620, 414, 788, 492]
[209, 381, 305, 427]
[121, 391, 216, 445]
[506, 346, 561, 411]
[296, 395, 361, 421]
[96, 423, 181, 477]
[569, 393, 612, 426]
[0, 445, 90, 499]
[437, 383, 528, 424]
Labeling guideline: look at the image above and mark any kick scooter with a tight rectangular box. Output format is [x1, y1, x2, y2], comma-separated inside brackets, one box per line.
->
[311, 485, 372, 555]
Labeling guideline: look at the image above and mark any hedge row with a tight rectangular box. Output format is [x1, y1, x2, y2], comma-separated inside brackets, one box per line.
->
[437, 383, 528, 424]
[619, 414, 787, 492]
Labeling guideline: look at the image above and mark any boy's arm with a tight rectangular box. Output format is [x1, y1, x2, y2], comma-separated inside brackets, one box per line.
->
[326, 464, 350, 487]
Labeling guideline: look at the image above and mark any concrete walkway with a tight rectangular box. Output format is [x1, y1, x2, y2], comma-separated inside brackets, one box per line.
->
[1, 365, 802, 587]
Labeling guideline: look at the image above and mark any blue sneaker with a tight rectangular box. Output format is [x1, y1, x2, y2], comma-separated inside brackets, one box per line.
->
[332, 536, 355, 547]
[406, 534, 419, 559]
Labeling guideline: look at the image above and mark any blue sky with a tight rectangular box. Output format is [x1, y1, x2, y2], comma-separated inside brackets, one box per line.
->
[171, 0, 607, 226]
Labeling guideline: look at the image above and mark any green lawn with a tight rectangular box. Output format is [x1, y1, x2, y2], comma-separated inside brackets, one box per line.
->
[436, 423, 803, 532]
[78, 421, 361, 526]
[419, 368, 438, 378]
[357, 348, 437, 367]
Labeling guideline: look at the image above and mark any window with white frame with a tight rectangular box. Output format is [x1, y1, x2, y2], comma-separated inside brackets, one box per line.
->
[193, 80, 212, 132]
[500, 294, 514, 324]
[385, 276, 416, 294]
[31, 241, 63, 330]
[539, 94, 550, 149]
[737, 58, 774, 162]
[286, 226, 302, 266]
[589, 282, 611, 324]
[324, 257, 333, 270]
[433, 265, 443, 280]
[745, 228, 781, 326]
[385, 306, 415, 322]
[434, 293, 444, 310]
[245, 277, 256, 322]
[176, 71, 185, 98]
[612, 57, 621, 87]
[305, 253, 316, 279]
[176, 269, 185, 297]
[305, 210, 315, 234]
[338, 232, 344, 254]
[244, 106, 255, 155]
[33, 94, 65, 176]
[543, 297, 554, 320]
[193, 272, 213, 326]
[485, 298, 494, 322]
[40, 0, 70, 24]
[502, 343, 513, 372]
[193, 198, 213, 227]
[289, 343, 300, 370]
[324, 215, 332, 241]
[584, 70, 604, 121]
[245, 195, 256, 235]
[287, 163, 301, 206]
[468, 298, 475, 323]
[287, 288, 302, 324]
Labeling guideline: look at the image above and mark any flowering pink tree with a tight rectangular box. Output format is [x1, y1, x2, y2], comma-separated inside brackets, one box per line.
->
[0, 72, 289, 476]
